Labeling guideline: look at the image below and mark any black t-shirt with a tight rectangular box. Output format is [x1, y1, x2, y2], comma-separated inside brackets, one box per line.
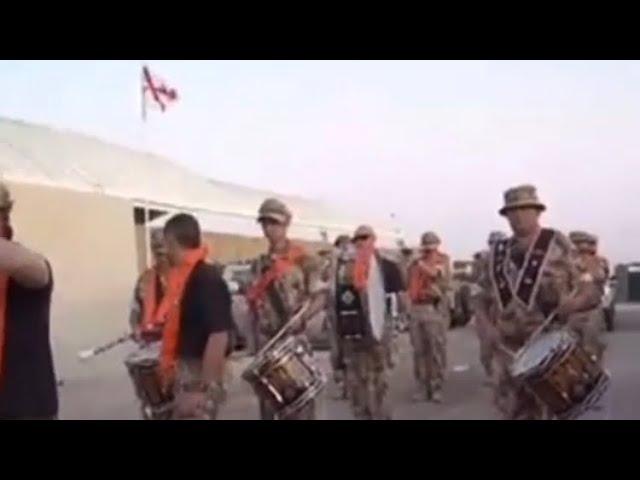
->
[178, 261, 233, 361]
[0, 262, 57, 419]
[379, 256, 405, 294]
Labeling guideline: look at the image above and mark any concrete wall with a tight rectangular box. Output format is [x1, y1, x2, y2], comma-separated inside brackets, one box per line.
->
[8, 181, 139, 382]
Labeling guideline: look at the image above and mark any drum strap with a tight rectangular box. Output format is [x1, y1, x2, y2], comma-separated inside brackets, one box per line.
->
[491, 229, 555, 310]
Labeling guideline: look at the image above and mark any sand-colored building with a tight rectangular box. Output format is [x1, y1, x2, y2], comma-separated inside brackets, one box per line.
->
[0, 117, 401, 382]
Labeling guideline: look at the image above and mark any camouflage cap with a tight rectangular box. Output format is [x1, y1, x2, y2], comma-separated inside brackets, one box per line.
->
[569, 230, 591, 245]
[257, 197, 291, 224]
[488, 231, 507, 244]
[0, 182, 13, 210]
[353, 225, 376, 239]
[334, 234, 351, 247]
[499, 184, 546, 216]
[420, 231, 441, 248]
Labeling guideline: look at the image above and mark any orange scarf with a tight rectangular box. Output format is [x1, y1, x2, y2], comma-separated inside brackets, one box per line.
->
[246, 242, 306, 307]
[408, 252, 443, 303]
[0, 274, 8, 382]
[157, 245, 209, 387]
[353, 241, 375, 292]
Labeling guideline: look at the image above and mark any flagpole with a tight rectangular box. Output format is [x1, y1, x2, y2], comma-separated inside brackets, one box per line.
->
[139, 60, 152, 269]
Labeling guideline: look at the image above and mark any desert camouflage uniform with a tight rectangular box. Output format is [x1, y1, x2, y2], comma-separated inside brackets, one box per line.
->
[481, 230, 590, 420]
[325, 249, 348, 398]
[342, 337, 391, 419]
[251, 242, 323, 420]
[171, 360, 225, 420]
[334, 227, 396, 419]
[568, 240, 609, 365]
[471, 250, 495, 378]
[408, 250, 452, 400]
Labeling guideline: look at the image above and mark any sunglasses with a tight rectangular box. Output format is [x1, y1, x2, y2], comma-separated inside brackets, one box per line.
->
[352, 235, 371, 242]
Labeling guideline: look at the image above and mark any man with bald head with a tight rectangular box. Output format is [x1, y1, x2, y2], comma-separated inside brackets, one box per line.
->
[335, 225, 404, 419]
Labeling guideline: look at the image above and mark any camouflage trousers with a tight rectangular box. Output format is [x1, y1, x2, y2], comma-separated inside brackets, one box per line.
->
[473, 314, 496, 378]
[409, 304, 448, 396]
[171, 360, 224, 420]
[569, 309, 607, 365]
[493, 338, 549, 420]
[256, 332, 317, 420]
[343, 338, 391, 420]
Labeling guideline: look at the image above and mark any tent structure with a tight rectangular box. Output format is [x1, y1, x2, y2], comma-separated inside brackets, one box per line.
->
[0, 117, 403, 382]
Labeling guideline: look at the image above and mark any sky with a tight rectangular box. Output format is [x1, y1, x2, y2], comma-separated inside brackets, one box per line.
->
[1, 60, 639, 263]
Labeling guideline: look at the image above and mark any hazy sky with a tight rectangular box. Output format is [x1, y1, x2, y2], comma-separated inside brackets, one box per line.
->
[1, 60, 638, 262]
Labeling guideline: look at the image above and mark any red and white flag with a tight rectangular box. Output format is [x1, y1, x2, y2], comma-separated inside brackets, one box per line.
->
[141, 65, 178, 121]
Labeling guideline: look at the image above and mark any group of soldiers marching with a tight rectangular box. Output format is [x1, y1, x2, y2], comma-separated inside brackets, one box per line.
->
[129, 182, 611, 420]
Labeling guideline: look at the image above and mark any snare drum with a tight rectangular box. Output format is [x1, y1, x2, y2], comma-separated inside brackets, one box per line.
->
[124, 343, 174, 420]
[509, 329, 610, 419]
[242, 335, 326, 419]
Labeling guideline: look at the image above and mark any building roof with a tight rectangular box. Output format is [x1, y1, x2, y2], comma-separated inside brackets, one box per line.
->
[0, 117, 401, 246]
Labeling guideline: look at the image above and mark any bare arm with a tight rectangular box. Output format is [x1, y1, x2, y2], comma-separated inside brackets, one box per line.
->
[0, 239, 50, 289]
[201, 331, 229, 385]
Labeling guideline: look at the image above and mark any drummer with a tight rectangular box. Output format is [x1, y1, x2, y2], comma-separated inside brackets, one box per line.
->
[129, 229, 170, 344]
[155, 213, 233, 420]
[339, 225, 405, 420]
[480, 185, 600, 420]
[246, 198, 327, 420]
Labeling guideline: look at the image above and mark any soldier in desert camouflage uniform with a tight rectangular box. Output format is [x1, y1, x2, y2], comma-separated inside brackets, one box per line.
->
[406, 232, 452, 403]
[471, 231, 507, 382]
[478, 185, 601, 420]
[325, 234, 351, 400]
[336, 225, 404, 419]
[568, 231, 609, 365]
[247, 198, 326, 420]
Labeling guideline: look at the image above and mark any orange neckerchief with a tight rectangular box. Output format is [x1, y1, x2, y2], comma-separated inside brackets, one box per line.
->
[246, 242, 306, 307]
[408, 251, 444, 303]
[353, 240, 376, 292]
[157, 245, 209, 387]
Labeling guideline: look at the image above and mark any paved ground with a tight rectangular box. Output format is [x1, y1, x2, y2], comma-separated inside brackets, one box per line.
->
[58, 311, 640, 420]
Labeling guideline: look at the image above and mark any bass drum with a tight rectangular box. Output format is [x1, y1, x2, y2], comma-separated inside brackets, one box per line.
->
[365, 256, 387, 342]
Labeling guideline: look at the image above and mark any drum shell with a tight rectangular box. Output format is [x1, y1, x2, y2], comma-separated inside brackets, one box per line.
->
[511, 331, 608, 418]
[242, 335, 325, 417]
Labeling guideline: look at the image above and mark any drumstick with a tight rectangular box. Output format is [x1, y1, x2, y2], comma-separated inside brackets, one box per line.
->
[77, 333, 133, 361]
[254, 300, 312, 358]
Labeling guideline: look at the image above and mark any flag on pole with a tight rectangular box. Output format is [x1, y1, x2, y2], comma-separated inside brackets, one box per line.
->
[141, 65, 179, 121]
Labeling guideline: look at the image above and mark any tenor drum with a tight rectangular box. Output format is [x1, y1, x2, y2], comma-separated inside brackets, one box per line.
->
[509, 329, 610, 419]
[124, 343, 174, 420]
[242, 335, 325, 419]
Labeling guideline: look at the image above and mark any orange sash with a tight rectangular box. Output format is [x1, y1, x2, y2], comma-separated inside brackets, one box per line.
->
[246, 242, 306, 307]
[353, 241, 375, 292]
[408, 252, 444, 303]
[157, 245, 209, 386]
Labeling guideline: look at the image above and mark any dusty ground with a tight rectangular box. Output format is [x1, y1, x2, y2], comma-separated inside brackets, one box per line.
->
[58, 315, 640, 420]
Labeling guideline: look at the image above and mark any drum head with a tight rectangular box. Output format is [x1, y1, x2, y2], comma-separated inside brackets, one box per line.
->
[367, 257, 387, 342]
[510, 330, 574, 379]
[125, 343, 161, 367]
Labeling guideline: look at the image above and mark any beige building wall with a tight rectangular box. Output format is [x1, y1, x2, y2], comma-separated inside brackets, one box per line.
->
[7, 181, 139, 381]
